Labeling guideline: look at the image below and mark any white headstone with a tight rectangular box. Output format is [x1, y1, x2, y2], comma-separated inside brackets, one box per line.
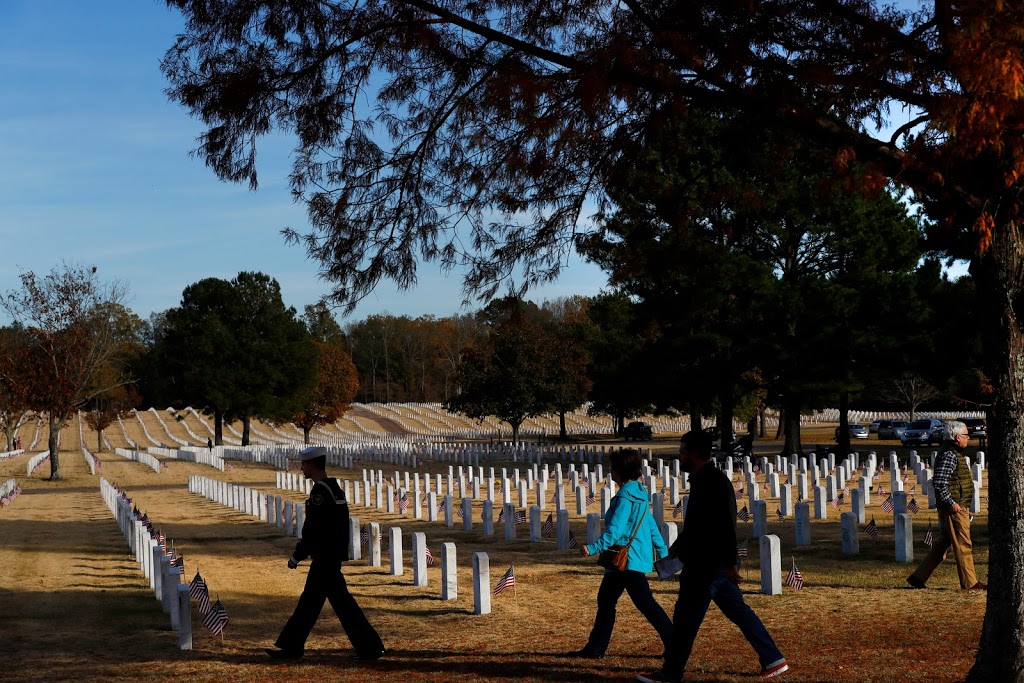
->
[759, 534, 782, 596]
[472, 552, 491, 615]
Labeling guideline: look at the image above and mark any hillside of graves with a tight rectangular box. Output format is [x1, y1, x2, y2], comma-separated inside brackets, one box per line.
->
[0, 410, 986, 682]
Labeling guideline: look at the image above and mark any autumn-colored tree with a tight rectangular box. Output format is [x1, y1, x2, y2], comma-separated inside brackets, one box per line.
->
[163, 3, 1024, 675]
[1, 265, 131, 479]
[0, 325, 34, 452]
[292, 340, 360, 444]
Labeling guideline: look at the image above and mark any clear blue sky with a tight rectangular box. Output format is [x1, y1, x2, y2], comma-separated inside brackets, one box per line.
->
[0, 0, 608, 325]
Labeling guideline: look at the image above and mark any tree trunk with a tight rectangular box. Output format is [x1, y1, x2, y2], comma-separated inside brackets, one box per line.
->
[303, 425, 311, 444]
[97, 428, 103, 452]
[559, 411, 567, 440]
[47, 413, 61, 480]
[719, 384, 735, 447]
[966, 219, 1024, 683]
[689, 402, 702, 434]
[781, 394, 802, 456]
[214, 409, 223, 446]
[510, 420, 521, 445]
[241, 415, 251, 447]
[837, 389, 851, 456]
[775, 408, 785, 439]
[758, 405, 767, 438]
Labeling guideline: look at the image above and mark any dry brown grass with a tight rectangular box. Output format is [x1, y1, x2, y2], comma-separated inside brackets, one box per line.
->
[0, 425, 986, 683]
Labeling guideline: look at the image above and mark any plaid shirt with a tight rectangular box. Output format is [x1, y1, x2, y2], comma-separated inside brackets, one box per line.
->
[931, 446, 970, 509]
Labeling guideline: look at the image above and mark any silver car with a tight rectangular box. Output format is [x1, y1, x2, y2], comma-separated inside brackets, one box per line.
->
[877, 420, 910, 440]
[835, 424, 869, 440]
[900, 419, 946, 447]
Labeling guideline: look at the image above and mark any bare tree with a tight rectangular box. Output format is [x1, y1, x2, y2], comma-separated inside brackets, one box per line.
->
[879, 374, 943, 422]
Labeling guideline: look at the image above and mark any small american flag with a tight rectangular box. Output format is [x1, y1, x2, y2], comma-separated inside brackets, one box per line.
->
[877, 484, 886, 496]
[908, 486, 916, 495]
[189, 571, 211, 614]
[542, 513, 555, 536]
[880, 495, 894, 514]
[902, 472, 909, 484]
[360, 529, 369, 546]
[776, 507, 785, 521]
[435, 500, 445, 513]
[515, 510, 527, 525]
[864, 518, 878, 540]
[568, 531, 580, 548]
[924, 522, 934, 547]
[762, 482, 769, 493]
[398, 495, 410, 512]
[785, 558, 804, 590]
[753, 465, 761, 474]
[202, 599, 229, 635]
[872, 472, 879, 482]
[497, 508, 506, 522]
[736, 539, 748, 558]
[737, 505, 750, 522]
[735, 487, 744, 501]
[907, 497, 920, 514]
[586, 492, 596, 505]
[456, 505, 465, 519]
[831, 492, 844, 509]
[673, 501, 683, 518]
[425, 546, 434, 566]
[493, 565, 516, 595]
[843, 485, 850, 495]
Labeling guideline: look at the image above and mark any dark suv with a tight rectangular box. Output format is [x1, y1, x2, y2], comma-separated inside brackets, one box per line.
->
[961, 417, 987, 438]
[623, 421, 653, 441]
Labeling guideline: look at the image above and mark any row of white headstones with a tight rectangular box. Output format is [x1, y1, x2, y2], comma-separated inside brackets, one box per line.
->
[100, 478, 193, 650]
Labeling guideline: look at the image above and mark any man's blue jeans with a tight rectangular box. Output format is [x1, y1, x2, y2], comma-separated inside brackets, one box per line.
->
[663, 568, 784, 679]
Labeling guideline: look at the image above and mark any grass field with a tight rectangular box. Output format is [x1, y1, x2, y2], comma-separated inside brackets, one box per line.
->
[0, 418, 987, 682]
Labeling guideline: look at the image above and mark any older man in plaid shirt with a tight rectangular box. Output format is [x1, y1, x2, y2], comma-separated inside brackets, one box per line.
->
[906, 421, 986, 590]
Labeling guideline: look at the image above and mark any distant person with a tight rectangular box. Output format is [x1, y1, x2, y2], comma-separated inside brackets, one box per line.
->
[637, 430, 788, 683]
[571, 448, 672, 659]
[266, 446, 385, 661]
[907, 420, 985, 590]
[207, 437, 213, 450]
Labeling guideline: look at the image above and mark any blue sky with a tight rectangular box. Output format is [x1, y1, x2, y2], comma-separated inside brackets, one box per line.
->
[0, 0, 608, 325]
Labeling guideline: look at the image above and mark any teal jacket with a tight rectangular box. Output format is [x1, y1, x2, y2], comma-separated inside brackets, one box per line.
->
[586, 479, 667, 573]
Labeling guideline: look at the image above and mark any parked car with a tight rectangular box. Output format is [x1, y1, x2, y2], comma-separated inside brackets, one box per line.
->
[961, 417, 988, 438]
[623, 421, 653, 441]
[877, 420, 910, 440]
[869, 419, 884, 434]
[900, 419, 946, 447]
[834, 424, 869, 440]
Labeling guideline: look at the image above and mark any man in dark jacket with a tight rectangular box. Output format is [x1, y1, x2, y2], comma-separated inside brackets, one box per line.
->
[266, 446, 385, 661]
[637, 430, 787, 683]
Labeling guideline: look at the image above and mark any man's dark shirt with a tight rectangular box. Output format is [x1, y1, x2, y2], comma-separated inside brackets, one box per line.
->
[670, 461, 737, 577]
[291, 477, 350, 565]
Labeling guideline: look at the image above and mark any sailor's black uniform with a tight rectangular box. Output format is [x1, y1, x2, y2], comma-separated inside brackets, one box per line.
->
[274, 478, 384, 658]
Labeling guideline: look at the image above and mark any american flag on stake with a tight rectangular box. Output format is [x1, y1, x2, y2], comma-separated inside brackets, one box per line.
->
[776, 507, 785, 521]
[785, 558, 805, 590]
[425, 546, 434, 566]
[864, 518, 879, 540]
[880, 495, 895, 514]
[907, 498, 920, 514]
[737, 539, 749, 558]
[924, 521, 934, 547]
[586, 492, 596, 506]
[493, 565, 516, 595]
[673, 501, 683, 518]
[832, 492, 845, 509]
[568, 531, 580, 549]
[399, 494, 410, 512]
[189, 571, 211, 614]
[737, 505, 750, 522]
[542, 513, 555, 536]
[360, 529, 369, 546]
[515, 510, 527, 525]
[877, 484, 886, 496]
[203, 598, 229, 636]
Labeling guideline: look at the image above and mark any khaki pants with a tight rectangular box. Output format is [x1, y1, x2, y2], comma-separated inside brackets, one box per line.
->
[910, 507, 978, 589]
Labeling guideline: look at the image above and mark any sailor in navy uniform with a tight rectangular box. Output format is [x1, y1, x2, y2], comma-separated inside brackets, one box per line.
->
[267, 446, 385, 660]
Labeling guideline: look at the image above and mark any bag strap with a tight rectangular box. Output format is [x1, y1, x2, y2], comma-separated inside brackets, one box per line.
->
[623, 503, 648, 549]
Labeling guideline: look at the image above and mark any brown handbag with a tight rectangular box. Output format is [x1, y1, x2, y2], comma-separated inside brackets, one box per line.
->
[596, 505, 647, 572]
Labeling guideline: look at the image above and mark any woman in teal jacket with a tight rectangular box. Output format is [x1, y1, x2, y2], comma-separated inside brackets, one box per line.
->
[571, 448, 673, 658]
